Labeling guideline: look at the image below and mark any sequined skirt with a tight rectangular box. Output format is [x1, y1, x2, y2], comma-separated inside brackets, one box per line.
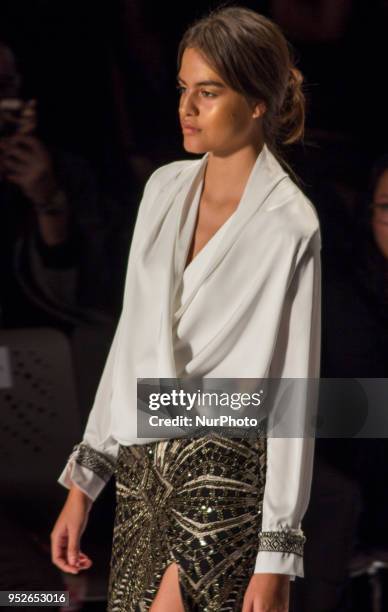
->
[107, 432, 267, 611]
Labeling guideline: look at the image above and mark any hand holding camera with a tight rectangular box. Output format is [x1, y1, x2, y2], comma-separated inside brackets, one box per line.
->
[0, 98, 69, 245]
[0, 98, 62, 208]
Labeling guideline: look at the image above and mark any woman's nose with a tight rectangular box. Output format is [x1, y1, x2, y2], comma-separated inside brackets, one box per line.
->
[179, 91, 198, 116]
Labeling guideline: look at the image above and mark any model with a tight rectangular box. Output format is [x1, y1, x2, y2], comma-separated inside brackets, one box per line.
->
[51, 6, 321, 611]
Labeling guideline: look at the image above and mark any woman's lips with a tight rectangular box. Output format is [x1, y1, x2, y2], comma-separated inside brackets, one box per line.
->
[182, 125, 201, 134]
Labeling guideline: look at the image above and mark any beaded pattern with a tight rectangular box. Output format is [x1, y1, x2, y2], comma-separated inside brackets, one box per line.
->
[258, 529, 306, 557]
[107, 433, 267, 611]
[72, 442, 115, 483]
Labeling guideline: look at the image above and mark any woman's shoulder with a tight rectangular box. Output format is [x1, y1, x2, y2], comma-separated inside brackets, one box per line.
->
[263, 175, 321, 244]
[145, 157, 201, 191]
[134, 157, 202, 226]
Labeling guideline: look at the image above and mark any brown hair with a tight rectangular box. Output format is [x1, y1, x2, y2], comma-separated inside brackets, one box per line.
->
[177, 4, 306, 177]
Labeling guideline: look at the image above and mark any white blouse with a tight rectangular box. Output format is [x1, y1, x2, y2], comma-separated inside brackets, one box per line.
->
[173, 177, 235, 375]
[59, 155, 320, 581]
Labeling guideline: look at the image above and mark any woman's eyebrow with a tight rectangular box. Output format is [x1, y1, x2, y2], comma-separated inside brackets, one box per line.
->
[177, 75, 226, 88]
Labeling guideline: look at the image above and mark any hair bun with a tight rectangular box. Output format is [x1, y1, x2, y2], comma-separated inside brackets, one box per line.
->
[278, 65, 305, 145]
[289, 66, 304, 88]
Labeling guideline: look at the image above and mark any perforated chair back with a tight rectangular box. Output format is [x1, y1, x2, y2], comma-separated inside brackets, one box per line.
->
[0, 327, 81, 494]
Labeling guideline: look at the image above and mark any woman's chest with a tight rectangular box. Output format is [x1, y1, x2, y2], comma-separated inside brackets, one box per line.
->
[185, 196, 239, 269]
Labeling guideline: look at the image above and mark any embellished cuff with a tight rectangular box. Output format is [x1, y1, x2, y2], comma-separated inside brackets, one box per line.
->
[258, 527, 306, 557]
[71, 442, 116, 483]
[57, 442, 116, 502]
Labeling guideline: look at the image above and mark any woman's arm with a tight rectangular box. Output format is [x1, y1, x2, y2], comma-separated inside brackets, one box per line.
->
[57, 315, 123, 501]
[254, 228, 322, 580]
[56, 161, 170, 500]
[51, 483, 94, 574]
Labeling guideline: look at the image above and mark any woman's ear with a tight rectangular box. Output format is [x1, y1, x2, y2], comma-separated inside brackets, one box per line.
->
[252, 101, 266, 119]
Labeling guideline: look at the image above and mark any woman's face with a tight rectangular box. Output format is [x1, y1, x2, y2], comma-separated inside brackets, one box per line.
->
[177, 47, 263, 156]
[371, 168, 388, 259]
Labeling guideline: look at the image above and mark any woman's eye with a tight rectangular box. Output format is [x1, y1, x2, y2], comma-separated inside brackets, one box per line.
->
[200, 90, 216, 98]
[176, 85, 216, 98]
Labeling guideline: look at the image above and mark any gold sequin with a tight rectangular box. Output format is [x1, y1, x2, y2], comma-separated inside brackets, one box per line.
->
[107, 432, 267, 611]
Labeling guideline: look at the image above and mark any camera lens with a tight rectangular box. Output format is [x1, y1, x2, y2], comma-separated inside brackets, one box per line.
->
[0, 98, 24, 138]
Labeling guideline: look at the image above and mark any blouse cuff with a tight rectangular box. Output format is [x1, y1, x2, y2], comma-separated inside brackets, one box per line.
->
[254, 551, 303, 581]
[57, 442, 116, 502]
[254, 527, 306, 581]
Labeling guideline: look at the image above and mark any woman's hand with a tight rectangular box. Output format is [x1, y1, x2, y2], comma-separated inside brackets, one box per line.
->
[50, 485, 93, 575]
[242, 573, 290, 612]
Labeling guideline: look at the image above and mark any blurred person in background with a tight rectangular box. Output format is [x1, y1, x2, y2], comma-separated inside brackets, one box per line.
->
[0, 39, 125, 421]
[321, 153, 388, 547]
[0, 38, 123, 602]
[0, 40, 116, 334]
[322, 153, 388, 379]
[292, 154, 388, 611]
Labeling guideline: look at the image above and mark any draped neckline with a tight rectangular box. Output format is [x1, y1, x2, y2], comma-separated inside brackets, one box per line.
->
[173, 174, 237, 320]
[182, 166, 239, 277]
[169, 144, 289, 324]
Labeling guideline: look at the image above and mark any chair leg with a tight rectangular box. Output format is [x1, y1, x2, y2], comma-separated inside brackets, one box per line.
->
[369, 570, 383, 612]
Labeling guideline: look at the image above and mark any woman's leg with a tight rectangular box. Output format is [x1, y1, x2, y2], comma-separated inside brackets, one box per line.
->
[149, 562, 185, 612]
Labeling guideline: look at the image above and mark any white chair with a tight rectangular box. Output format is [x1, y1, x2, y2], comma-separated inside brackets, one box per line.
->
[349, 549, 388, 612]
[0, 327, 113, 605]
[0, 327, 81, 497]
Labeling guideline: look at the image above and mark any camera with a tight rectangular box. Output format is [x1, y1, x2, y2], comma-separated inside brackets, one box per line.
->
[0, 98, 25, 138]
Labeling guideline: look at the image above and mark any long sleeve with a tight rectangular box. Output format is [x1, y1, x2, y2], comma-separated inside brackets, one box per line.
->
[57, 163, 168, 501]
[254, 228, 321, 580]
[57, 316, 122, 501]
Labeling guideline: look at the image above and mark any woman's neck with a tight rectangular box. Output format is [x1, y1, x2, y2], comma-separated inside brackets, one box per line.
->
[203, 141, 265, 208]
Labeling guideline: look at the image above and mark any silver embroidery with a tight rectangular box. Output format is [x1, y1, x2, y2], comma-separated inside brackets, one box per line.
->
[72, 442, 116, 482]
[258, 529, 306, 557]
